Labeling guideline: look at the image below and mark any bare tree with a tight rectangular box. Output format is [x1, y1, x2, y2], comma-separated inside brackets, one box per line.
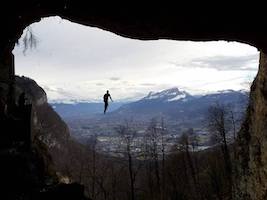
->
[141, 129, 155, 200]
[86, 134, 98, 200]
[141, 118, 168, 200]
[95, 161, 109, 200]
[178, 131, 200, 199]
[207, 103, 233, 199]
[146, 118, 161, 198]
[116, 121, 139, 200]
[229, 110, 237, 141]
[159, 118, 167, 200]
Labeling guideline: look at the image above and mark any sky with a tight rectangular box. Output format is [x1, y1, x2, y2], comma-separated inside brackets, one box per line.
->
[13, 16, 259, 103]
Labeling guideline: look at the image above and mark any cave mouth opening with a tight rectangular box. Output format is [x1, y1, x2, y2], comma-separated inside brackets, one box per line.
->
[11, 16, 259, 199]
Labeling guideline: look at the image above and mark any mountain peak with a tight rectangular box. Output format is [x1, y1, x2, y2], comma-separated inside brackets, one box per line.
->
[143, 87, 190, 101]
[165, 87, 180, 92]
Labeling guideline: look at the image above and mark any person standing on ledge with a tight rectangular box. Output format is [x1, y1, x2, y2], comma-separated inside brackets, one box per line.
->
[103, 90, 113, 114]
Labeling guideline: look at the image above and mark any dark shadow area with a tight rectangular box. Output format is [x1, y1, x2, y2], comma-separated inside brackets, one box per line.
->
[0, 76, 89, 199]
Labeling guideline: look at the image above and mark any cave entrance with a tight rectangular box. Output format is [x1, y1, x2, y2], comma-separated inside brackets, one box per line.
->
[12, 16, 259, 200]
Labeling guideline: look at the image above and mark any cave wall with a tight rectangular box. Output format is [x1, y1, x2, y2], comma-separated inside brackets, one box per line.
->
[234, 52, 267, 199]
[2, 2, 267, 101]
[1, 2, 267, 199]
[2, 2, 267, 84]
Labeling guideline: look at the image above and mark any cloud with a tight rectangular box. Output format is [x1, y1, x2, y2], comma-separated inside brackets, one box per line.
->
[41, 85, 75, 98]
[172, 54, 259, 71]
[140, 83, 157, 86]
[109, 77, 121, 81]
[14, 17, 259, 102]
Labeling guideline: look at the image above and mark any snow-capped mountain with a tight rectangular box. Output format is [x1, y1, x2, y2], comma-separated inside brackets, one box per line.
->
[143, 87, 191, 102]
[50, 87, 249, 128]
[113, 88, 249, 124]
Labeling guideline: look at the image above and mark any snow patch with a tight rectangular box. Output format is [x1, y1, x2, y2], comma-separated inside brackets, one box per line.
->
[144, 87, 189, 101]
[167, 94, 186, 101]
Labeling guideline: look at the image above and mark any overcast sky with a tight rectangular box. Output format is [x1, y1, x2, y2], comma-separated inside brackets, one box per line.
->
[13, 16, 259, 103]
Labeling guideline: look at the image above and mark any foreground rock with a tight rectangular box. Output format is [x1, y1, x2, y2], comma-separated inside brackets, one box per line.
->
[0, 76, 88, 200]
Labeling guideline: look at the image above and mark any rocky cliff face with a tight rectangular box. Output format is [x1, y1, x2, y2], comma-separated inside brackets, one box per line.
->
[15, 76, 76, 180]
[11, 76, 88, 199]
[234, 52, 267, 199]
[15, 76, 70, 151]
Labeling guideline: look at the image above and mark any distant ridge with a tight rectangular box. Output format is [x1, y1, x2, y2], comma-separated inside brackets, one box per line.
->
[51, 87, 249, 125]
[112, 88, 248, 124]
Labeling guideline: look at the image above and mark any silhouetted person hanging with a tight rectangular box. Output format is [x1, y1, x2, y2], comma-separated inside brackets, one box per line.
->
[103, 90, 113, 114]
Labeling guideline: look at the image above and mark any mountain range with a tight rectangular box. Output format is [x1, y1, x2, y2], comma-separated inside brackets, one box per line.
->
[51, 87, 249, 124]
